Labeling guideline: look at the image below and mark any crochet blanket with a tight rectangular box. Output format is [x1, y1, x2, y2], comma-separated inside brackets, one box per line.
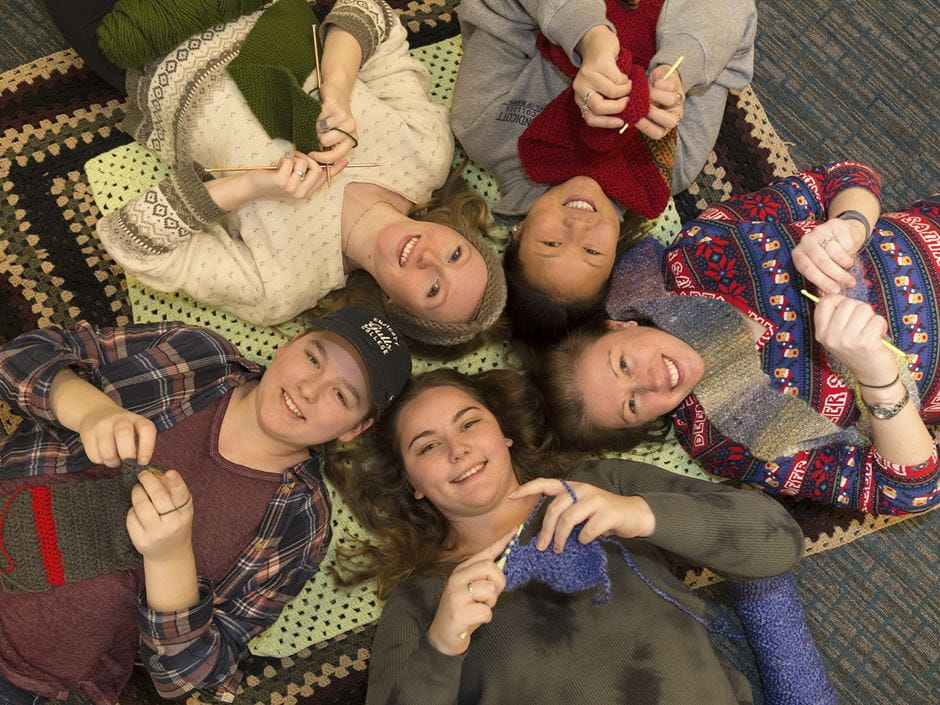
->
[1, 1, 933, 703]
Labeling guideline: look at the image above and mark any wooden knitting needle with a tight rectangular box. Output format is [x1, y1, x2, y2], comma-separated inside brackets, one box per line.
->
[799, 289, 906, 357]
[619, 54, 684, 135]
[205, 162, 380, 174]
[311, 24, 331, 189]
[459, 524, 524, 640]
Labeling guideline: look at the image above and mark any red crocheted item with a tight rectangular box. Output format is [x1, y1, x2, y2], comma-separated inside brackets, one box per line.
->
[31, 486, 65, 586]
[518, 0, 675, 218]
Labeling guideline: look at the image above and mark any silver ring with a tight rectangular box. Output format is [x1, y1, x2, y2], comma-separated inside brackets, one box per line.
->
[675, 91, 684, 104]
[582, 90, 595, 104]
[820, 235, 833, 248]
[318, 118, 329, 131]
[157, 495, 191, 516]
[293, 169, 306, 180]
[467, 581, 474, 600]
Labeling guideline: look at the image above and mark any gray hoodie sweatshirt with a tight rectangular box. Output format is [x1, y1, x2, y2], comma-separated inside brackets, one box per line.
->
[451, 0, 757, 217]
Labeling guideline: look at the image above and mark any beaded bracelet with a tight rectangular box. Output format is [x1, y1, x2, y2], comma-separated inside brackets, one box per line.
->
[857, 372, 900, 389]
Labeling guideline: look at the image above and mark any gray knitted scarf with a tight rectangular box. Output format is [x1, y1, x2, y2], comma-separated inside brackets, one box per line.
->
[605, 239, 862, 461]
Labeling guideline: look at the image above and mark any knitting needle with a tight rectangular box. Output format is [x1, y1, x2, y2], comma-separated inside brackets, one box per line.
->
[459, 524, 524, 639]
[205, 163, 380, 174]
[799, 289, 906, 357]
[619, 54, 684, 135]
[311, 24, 331, 189]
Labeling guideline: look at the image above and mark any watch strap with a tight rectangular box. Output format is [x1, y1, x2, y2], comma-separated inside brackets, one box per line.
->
[836, 209, 873, 247]
[865, 384, 910, 420]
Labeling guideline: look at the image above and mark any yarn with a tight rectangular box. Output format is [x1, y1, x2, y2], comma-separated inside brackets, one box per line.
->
[0, 460, 148, 593]
[730, 573, 838, 705]
[98, 0, 266, 70]
[517, 0, 675, 219]
[502, 481, 743, 637]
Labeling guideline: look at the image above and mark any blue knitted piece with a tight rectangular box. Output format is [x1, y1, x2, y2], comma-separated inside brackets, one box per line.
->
[502, 482, 743, 637]
[730, 573, 837, 705]
[503, 503, 613, 604]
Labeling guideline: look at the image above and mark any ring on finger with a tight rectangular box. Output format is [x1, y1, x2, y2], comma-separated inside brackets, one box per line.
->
[318, 118, 329, 131]
[293, 169, 306, 180]
[820, 235, 833, 248]
[675, 91, 684, 104]
[157, 495, 191, 516]
[467, 581, 474, 600]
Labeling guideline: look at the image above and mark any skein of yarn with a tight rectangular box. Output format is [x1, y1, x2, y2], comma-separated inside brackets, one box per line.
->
[730, 572, 838, 705]
[97, 0, 266, 69]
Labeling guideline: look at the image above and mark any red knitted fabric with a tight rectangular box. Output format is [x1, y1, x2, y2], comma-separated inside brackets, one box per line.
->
[518, 0, 675, 218]
[31, 486, 65, 586]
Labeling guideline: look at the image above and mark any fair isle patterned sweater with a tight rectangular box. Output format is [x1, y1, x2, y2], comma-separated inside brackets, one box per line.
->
[661, 161, 940, 515]
[96, 0, 453, 325]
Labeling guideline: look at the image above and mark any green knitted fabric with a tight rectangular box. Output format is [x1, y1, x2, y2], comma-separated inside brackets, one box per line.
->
[0, 460, 148, 593]
[98, 0, 267, 70]
[227, 0, 324, 153]
[84, 33, 712, 656]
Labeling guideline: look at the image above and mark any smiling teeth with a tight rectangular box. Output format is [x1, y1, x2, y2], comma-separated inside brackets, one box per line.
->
[564, 199, 595, 212]
[452, 462, 485, 483]
[663, 357, 679, 389]
[283, 391, 305, 419]
[399, 235, 419, 266]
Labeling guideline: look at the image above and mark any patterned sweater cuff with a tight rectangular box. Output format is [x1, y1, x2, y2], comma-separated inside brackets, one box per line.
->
[322, 0, 396, 65]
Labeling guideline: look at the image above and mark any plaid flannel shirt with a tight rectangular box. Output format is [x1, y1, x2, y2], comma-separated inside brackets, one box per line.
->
[0, 321, 331, 701]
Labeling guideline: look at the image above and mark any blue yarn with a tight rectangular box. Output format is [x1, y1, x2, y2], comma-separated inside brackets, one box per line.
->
[503, 480, 743, 634]
[730, 573, 837, 705]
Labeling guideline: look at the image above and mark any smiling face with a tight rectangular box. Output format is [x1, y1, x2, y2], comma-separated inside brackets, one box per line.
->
[396, 385, 516, 521]
[518, 176, 621, 301]
[255, 329, 374, 448]
[575, 321, 705, 428]
[372, 219, 488, 324]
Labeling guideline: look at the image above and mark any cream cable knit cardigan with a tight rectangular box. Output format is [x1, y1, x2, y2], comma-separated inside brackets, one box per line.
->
[97, 0, 453, 325]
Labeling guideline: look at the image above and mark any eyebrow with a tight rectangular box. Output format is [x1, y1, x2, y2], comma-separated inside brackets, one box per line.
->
[406, 405, 480, 450]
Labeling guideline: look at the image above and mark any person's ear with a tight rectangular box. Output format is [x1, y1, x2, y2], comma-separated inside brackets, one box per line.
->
[512, 222, 524, 241]
[606, 319, 638, 330]
[338, 416, 375, 443]
[505, 437, 513, 447]
[413, 487, 425, 500]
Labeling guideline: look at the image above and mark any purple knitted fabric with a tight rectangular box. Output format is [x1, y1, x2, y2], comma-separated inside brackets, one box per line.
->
[730, 573, 837, 705]
[503, 508, 613, 604]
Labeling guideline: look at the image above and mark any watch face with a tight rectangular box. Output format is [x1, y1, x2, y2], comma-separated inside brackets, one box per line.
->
[870, 402, 897, 420]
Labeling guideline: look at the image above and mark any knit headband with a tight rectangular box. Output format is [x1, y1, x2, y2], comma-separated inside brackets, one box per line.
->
[388, 232, 507, 346]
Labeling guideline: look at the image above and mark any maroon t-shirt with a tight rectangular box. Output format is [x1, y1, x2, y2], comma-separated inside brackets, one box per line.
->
[0, 391, 281, 703]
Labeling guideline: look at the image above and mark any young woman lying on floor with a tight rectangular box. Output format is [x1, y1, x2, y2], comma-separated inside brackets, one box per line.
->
[0, 307, 409, 703]
[539, 161, 940, 515]
[330, 368, 803, 704]
[45, 0, 506, 354]
[452, 0, 756, 344]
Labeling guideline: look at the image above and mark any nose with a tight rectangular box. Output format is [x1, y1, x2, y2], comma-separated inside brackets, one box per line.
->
[417, 244, 442, 269]
[298, 375, 324, 403]
[449, 437, 471, 463]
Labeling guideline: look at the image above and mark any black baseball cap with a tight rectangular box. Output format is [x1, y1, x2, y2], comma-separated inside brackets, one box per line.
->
[309, 307, 412, 408]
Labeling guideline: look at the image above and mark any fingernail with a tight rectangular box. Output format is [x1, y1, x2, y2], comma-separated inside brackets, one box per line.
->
[536, 539, 547, 551]
[554, 543, 562, 554]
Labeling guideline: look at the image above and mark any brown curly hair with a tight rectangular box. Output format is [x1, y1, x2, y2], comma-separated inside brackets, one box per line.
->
[325, 368, 575, 599]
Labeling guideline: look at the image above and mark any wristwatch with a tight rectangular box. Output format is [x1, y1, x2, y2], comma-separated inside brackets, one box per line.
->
[865, 385, 910, 420]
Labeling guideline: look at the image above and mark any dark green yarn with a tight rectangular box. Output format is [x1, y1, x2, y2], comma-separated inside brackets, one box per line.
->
[227, 0, 324, 152]
[98, 0, 267, 70]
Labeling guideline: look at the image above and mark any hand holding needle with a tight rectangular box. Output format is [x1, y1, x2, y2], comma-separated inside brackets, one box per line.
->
[620, 55, 684, 135]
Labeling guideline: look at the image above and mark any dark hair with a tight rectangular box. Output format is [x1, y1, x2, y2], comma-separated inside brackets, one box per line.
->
[536, 322, 671, 452]
[326, 368, 574, 598]
[312, 170, 507, 360]
[505, 211, 647, 347]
